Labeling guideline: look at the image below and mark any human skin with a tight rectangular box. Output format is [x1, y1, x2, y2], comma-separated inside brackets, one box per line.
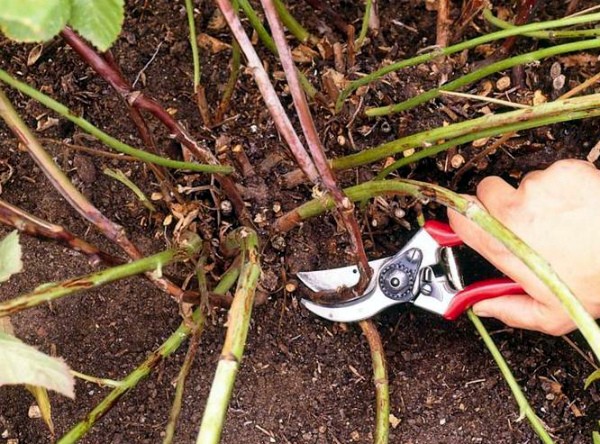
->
[448, 159, 600, 335]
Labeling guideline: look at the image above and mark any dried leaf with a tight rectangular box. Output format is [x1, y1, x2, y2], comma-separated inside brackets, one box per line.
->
[587, 141, 600, 163]
[0, 231, 22, 283]
[27, 44, 44, 66]
[197, 33, 230, 54]
[26, 385, 54, 434]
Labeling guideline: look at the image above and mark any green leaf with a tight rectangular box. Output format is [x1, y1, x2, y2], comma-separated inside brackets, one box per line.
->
[69, 0, 125, 51]
[585, 369, 600, 389]
[0, 0, 70, 43]
[593, 431, 600, 444]
[0, 332, 75, 398]
[0, 230, 23, 283]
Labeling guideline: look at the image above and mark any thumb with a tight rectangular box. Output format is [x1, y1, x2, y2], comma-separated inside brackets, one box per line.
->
[473, 295, 572, 336]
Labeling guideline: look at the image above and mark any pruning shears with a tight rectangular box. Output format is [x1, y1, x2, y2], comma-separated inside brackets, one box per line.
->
[298, 221, 524, 323]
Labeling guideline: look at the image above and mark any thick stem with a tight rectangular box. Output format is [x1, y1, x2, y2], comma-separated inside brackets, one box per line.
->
[283, 94, 600, 187]
[58, 261, 241, 443]
[275, 179, 600, 363]
[468, 311, 554, 443]
[366, 38, 600, 116]
[261, 0, 373, 293]
[484, 8, 600, 39]
[359, 320, 389, 444]
[0, 199, 120, 266]
[196, 228, 261, 444]
[0, 235, 201, 318]
[60, 28, 249, 223]
[335, 11, 600, 111]
[216, 0, 320, 183]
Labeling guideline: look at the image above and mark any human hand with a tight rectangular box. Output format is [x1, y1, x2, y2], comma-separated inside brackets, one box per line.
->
[448, 159, 600, 335]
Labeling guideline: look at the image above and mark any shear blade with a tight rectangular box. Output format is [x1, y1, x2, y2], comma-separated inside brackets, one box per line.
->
[300, 291, 396, 323]
[296, 257, 388, 292]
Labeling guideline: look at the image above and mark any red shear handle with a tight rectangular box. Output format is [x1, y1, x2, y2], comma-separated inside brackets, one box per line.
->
[423, 220, 462, 247]
[443, 278, 525, 320]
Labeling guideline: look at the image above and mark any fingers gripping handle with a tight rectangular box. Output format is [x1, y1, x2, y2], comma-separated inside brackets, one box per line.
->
[443, 278, 525, 320]
[423, 220, 462, 247]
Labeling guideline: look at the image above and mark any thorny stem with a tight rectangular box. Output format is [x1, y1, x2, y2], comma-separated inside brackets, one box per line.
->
[196, 228, 261, 444]
[60, 28, 249, 223]
[366, 38, 600, 116]
[275, 179, 600, 363]
[0, 69, 232, 174]
[0, 87, 193, 302]
[261, 0, 373, 295]
[335, 11, 600, 111]
[468, 311, 554, 443]
[283, 94, 600, 187]
[216, 0, 320, 183]
[484, 8, 600, 39]
[0, 199, 120, 266]
[359, 320, 389, 444]
[377, 108, 600, 178]
[58, 260, 242, 443]
[0, 234, 201, 318]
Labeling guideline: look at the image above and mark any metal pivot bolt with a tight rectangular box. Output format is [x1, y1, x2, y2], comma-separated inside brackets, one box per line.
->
[378, 248, 423, 302]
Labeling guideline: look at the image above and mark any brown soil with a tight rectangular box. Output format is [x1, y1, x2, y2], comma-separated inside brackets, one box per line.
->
[1, 1, 600, 443]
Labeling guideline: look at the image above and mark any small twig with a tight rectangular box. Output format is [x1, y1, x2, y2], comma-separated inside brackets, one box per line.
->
[439, 90, 532, 109]
[132, 41, 164, 88]
[71, 371, 122, 388]
[39, 138, 137, 161]
[468, 311, 554, 443]
[359, 320, 389, 444]
[435, 0, 452, 49]
[562, 335, 599, 370]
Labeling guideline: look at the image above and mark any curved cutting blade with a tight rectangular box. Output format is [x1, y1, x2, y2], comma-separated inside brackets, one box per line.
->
[300, 290, 398, 323]
[296, 257, 389, 293]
